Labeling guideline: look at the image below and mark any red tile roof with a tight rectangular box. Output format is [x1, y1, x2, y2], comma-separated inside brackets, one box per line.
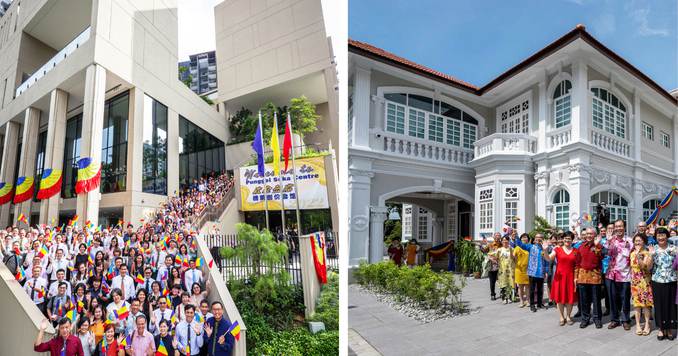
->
[349, 25, 677, 105]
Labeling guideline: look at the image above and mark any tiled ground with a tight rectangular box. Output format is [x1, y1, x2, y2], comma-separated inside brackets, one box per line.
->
[348, 278, 677, 356]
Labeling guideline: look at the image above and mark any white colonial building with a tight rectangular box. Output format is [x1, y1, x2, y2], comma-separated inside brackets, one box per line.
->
[348, 25, 678, 266]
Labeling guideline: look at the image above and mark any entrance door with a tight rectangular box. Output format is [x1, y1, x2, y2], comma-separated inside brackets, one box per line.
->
[458, 201, 472, 239]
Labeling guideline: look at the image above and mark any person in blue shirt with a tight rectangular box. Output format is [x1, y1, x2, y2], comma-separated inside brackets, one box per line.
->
[514, 232, 548, 312]
[600, 223, 613, 316]
[202, 301, 235, 356]
[175, 304, 204, 355]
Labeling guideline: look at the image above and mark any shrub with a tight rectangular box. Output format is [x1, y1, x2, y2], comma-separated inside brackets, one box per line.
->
[355, 261, 466, 310]
[309, 272, 338, 331]
[253, 329, 339, 356]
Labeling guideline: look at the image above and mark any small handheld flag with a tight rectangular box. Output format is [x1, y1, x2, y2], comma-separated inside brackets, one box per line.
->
[226, 320, 241, 341]
[17, 213, 28, 225]
[15, 266, 25, 281]
[114, 305, 130, 320]
[155, 339, 169, 356]
[65, 309, 77, 323]
[135, 274, 145, 284]
[38, 245, 49, 258]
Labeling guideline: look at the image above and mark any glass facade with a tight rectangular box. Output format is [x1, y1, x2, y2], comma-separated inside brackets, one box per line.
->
[33, 130, 47, 201]
[179, 116, 225, 188]
[62, 114, 82, 198]
[101, 92, 129, 193]
[142, 95, 167, 195]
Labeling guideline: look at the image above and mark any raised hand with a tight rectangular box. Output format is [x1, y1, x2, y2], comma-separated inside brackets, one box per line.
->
[40, 318, 49, 331]
[648, 245, 655, 254]
[193, 324, 202, 335]
[204, 323, 213, 337]
[541, 241, 549, 250]
[172, 337, 178, 348]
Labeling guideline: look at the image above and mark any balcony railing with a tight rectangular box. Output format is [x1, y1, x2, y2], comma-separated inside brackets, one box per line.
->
[376, 130, 474, 166]
[590, 129, 631, 158]
[547, 125, 572, 150]
[15, 26, 91, 98]
[473, 133, 537, 159]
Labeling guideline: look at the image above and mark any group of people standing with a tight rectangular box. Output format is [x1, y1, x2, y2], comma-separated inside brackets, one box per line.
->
[1, 173, 238, 355]
[483, 220, 677, 340]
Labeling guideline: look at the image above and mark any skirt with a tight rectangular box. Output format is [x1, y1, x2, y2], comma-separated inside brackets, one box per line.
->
[651, 281, 677, 330]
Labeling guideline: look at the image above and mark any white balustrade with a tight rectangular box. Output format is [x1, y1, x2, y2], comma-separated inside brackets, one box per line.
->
[15, 26, 92, 97]
[377, 131, 474, 166]
[547, 126, 572, 150]
[590, 130, 631, 158]
[473, 133, 537, 159]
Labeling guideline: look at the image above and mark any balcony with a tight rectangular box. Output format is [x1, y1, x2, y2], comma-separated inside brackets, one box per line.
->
[546, 125, 572, 150]
[590, 129, 631, 158]
[473, 133, 537, 159]
[375, 130, 474, 166]
[15, 26, 91, 97]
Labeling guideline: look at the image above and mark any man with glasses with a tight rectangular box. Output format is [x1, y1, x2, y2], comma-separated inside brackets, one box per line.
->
[604, 219, 633, 330]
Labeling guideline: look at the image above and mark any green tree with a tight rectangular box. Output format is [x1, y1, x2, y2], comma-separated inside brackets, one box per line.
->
[178, 66, 192, 87]
[529, 215, 556, 240]
[221, 223, 288, 277]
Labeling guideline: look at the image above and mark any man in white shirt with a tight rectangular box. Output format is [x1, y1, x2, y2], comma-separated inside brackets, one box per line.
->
[175, 305, 203, 355]
[46, 249, 70, 282]
[124, 298, 151, 335]
[111, 264, 136, 301]
[155, 255, 174, 288]
[184, 259, 203, 291]
[47, 269, 72, 298]
[151, 296, 174, 336]
[136, 266, 156, 294]
[24, 265, 48, 313]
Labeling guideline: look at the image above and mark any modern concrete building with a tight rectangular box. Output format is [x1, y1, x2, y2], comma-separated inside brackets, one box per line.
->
[178, 50, 218, 95]
[348, 25, 678, 265]
[0, 0, 11, 18]
[0, 0, 229, 228]
[214, 0, 339, 150]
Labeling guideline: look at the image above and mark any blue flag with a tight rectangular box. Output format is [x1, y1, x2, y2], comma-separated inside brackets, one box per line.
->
[252, 119, 265, 176]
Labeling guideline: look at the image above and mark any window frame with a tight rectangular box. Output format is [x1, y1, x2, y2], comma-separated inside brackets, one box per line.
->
[552, 80, 572, 129]
[591, 88, 627, 140]
[479, 188, 494, 231]
[642, 121, 654, 141]
[552, 189, 570, 231]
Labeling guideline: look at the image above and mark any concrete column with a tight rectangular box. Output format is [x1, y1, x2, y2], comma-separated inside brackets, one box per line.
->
[0, 121, 21, 225]
[571, 60, 589, 143]
[126, 87, 144, 195]
[348, 157, 372, 266]
[167, 109, 179, 197]
[631, 181, 644, 227]
[40, 89, 69, 225]
[323, 66, 339, 155]
[535, 166, 550, 219]
[537, 78, 547, 151]
[369, 206, 388, 263]
[298, 233, 322, 318]
[568, 158, 591, 235]
[76, 64, 107, 227]
[632, 91, 641, 161]
[14, 107, 41, 226]
[351, 66, 371, 148]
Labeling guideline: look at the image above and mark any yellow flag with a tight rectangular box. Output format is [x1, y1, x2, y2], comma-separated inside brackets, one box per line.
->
[270, 114, 281, 176]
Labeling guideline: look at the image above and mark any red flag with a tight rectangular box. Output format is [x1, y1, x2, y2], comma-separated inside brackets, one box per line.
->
[283, 113, 293, 171]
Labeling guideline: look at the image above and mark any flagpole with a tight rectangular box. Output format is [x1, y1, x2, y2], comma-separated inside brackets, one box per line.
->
[274, 112, 286, 234]
[288, 112, 303, 236]
[258, 111, 270, 231]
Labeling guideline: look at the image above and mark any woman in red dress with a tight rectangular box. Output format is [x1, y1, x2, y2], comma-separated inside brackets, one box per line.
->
[543, 231, 578, 326]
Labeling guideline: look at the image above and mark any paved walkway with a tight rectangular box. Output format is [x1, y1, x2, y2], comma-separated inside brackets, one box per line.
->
[348, 278, 677, 355]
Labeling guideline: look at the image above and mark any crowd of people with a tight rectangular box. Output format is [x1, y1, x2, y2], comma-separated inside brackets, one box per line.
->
[481, 220, 678, 341]
[1, 173, 239, 356]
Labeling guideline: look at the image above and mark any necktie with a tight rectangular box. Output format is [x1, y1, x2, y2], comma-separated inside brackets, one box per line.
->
[187, 323, 192, 355]
[146, 280, 149, 293]
[31, 279, 36, 301]
[193, 270, 196, 285]
[212, 320, 219, 355]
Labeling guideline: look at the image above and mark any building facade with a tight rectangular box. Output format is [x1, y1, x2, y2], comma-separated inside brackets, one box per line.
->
[178, 50, 218, 95]
[0, 0, 228, 228]
[348, 25, 678, 266]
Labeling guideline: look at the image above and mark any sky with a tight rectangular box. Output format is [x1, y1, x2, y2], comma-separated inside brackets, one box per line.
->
[177, 0, 222, 61]
[349, 0, 677, 91]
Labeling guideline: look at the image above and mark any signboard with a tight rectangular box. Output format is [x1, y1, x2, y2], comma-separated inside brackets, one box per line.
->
[239, 156, 329, 211]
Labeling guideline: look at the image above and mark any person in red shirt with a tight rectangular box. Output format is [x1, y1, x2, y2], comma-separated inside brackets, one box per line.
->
[34, 317, 84, 356]
[575, 227, 604, 329]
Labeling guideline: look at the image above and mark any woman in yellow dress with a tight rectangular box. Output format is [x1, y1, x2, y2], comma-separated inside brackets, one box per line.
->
[630, 233, 653, 335]
[495, 235, 514, 304]
[513, 233, 530, 308]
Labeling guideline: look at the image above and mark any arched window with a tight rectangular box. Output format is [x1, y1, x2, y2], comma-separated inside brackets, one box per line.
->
[553, 80, 572, 128]
[591, 88, 626, 139]
[591, 191, 628, 224]
[642, 199, 659, 222]
[553, 189, 570, 230]
[383, 92, 478, 149]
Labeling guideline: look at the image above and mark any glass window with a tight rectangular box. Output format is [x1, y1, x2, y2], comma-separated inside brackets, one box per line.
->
[479, 188, 493, 231]
[642, 122, 654, 140]
[462, 123, 476, 149]
[408, 94, 433, 112]
[178, 116, 225, 188]
[553, 189, 570, 231]
[408, 108, 425, 139]
[62, 115, 82, 198]
[384, 93, 406, 105]
[142, 96, 168, 195]
[661, 132, 670, 148]
[553, 80, 572, 129]
[591, 191, 628, 225]
[100, 91, 129, 194]
[33, 131, 47, 201]
[446, 119, 460, 146]
[591, 88, 626, 139]
[428, 114, 444, 143]
[643, 199, 659, 222]
[386, 102, 405, 134]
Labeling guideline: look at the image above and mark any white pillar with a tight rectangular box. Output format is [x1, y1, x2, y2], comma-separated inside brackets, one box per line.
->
[369, 205, 388, 263]
[0, 121, 20, 226]
[632, 179, 643, 227]
[537, 77, 547, 151]
[351, 66, 372, 148]
[348, 157, 372, 266]
[167, 109, 180, 197]
[40, 89, 69, 225]
[633, 91, 641, 161]
[76, 64, 106, 226]
[14, 106, 41, 226]
[571, 60, 589, 144]
[535, 167, 549, 219]
[568, 159, 591, 234]
[124, 88, 145, 223]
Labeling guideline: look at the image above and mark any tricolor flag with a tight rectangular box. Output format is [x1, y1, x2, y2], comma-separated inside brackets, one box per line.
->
[195, 257, 203, 268]
[77, 299, 85, 313]
[36, 169, 62, 200]
[88, 254, 94, 265]
[135, 274, 145, 284]
[36, 287, 45, 299]
[174, 255, 182, 265]
[309, 232, 327, 284]
[13, 176, 34, 204]
[226, 320, 241, 341]
[162, 287, 169, 297]
[270, 112, 281, 176]
[283, 112, 293, 171]
[194, 313, 204, 323]
[85, 220, 93, 230]
[0, 182, 13, 205]
[38, 245, 49, 258]
[155, 340, 169, 356]
[17, 213, 28, 225]
[75, 157, 101, 194]
[182, 257, 189, 268]
[114, 305, 130, 320]
[166, 297, 173, 309]
[69, 214, 79, 226]
[119, 335, 130, 347]
[65, 309, 77, 322]
[15, 266, 25, 281]
[252, 112, 265, 177]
